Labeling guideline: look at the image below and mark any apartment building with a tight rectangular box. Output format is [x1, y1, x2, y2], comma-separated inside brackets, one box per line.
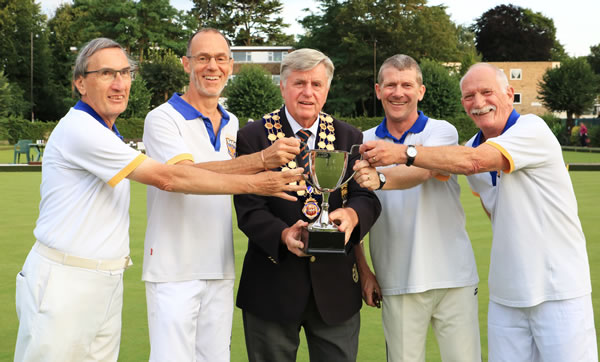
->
[230, 46, 294, 84]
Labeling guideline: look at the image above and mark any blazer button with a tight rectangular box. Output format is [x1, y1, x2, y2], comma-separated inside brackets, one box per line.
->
[310, 256, 316, 263]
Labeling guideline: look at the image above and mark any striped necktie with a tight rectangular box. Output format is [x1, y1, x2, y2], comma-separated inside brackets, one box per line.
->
[297, 129, 311, 173]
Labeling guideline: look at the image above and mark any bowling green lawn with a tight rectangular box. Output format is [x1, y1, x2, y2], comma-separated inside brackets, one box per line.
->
[0, 149, 599, 361]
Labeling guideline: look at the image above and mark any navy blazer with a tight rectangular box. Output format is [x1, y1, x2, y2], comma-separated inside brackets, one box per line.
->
[234, 108, 381, 325]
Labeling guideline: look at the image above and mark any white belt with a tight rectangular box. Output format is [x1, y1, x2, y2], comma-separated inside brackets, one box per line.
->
[34, 241, 132, 271]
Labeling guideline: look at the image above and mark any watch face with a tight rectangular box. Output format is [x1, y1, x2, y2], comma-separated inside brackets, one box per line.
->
[378, 172, 386, 183]
[407, 146, 417, 157]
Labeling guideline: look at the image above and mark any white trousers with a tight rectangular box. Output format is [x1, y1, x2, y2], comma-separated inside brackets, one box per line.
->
[146, 279, 234, 362]
[382, 285, 481, 362]
[14, 248, 124, 362]
[488, 295, 598, 362]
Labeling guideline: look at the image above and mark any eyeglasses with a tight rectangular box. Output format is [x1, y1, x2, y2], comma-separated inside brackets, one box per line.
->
[84, 67, 135, 81]
[187, 53, 231, 65]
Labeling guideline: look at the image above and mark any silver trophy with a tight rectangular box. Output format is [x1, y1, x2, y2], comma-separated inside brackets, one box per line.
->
[300, 144, 361, 254]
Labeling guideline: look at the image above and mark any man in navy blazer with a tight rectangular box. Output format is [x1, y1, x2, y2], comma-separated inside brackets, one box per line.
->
[234, 48, 381, 362]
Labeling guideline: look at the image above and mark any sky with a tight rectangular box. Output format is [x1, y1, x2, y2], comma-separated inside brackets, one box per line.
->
[39, 0, 599, 57]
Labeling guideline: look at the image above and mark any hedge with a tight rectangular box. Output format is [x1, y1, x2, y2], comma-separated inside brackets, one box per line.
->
[5, 114, 579, 147]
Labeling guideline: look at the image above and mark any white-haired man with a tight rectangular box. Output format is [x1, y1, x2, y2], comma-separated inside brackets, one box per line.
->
[360, 62, 597, 362]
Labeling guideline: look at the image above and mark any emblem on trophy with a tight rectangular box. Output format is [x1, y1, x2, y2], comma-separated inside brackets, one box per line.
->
[299, 144, 361, 254]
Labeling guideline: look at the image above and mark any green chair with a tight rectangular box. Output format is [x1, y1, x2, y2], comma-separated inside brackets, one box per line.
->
[13, 139, 33, 164]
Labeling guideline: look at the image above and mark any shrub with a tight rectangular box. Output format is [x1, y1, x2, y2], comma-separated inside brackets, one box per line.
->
[541, 113, 567, 145]
[419, 59, 463, 120]
[570, 125, 581, 145]
[121, 75, 152, 120]
[588, 125, 600, 147]
[224, 64, 283, 120]
[0, 116, 145, 144]
[447, 113, 479, 144]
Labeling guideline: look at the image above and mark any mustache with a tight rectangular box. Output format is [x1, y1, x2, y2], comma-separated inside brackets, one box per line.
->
[470, 105, 496, 115]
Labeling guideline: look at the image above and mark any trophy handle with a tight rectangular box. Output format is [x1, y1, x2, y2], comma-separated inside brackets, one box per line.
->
[338, 144, 363, 187]
[300, 143, 362, 189]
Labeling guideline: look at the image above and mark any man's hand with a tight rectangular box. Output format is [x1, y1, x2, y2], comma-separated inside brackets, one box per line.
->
[360, 140, 404, 167]
[281, 220, 309, 257]
[251, 168, 306, 201]
[359, 266, 382, 308]
[328, 207, 359, 244]
[262, 137, 301, 169]
[353, 159, 380, 191]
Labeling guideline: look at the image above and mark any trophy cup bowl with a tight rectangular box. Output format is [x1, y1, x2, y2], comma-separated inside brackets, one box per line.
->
[301, 145, 360, 254]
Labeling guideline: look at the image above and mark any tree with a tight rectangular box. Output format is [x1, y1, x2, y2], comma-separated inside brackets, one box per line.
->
[223, 64, 282, 120]
[472, 4, 562, 61]
[0, 71, 29, 118]
[297, 0, 470, 117]
[190, 0, 293, 45]
[0, 0, 65, 120]
[47, 3, 84, 118]
[538, 57, 600, 143]
[121, 74, 152, 119]
[139, 48, 188, 108]
[135, 0, 193, 59]
[418, 59, 462, 121]
[456, 25, 481, 76]
[588, 43, 600, 75]
[71, 0, 139, 53]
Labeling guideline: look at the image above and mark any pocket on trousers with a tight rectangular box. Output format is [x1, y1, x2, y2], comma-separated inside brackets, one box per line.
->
[15, 271, 25, 320]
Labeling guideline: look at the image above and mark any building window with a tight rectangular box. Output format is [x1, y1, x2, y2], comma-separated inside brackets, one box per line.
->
[233, 52, 252, 62]
[514, 93, 521, 104]
[268, 51, 285, 62]
[510, 69, 522, 80]
[272, 74, 280, 85]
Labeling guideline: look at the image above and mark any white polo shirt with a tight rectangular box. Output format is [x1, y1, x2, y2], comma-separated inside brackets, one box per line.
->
[33, 103, 146, 260]
[467, 113, 591, 307]
[364, 114, 478, 295]
[142, 94, 239, 282]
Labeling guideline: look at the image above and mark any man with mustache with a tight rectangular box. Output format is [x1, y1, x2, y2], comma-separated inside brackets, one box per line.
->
[352, 54, 481, 362]
[14, 37, 303, 362]
[358, 62, 597, 361]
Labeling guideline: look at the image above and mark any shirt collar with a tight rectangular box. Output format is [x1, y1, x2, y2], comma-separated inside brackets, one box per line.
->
[168, 93, 230, 151]
[470, 109, 520, 147]
[73, 100, 123, 141]
[167, 93, 230, 123]
[374, 110, 428, 144]
[285, 107, 321, 146]
[470, 109, 520, 186]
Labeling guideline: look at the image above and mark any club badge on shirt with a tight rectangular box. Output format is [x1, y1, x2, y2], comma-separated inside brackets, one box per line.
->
[226, 137, 236, 158]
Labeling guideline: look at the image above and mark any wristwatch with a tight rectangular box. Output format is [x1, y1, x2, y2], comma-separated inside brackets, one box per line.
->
[405, 145, 417, 167]
[376, 171, 386, 190]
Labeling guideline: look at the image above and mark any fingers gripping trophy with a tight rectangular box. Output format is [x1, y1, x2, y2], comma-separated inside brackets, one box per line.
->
[300, 144, 361, 254]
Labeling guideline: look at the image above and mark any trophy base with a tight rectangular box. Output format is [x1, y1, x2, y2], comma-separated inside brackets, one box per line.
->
[302, 227, 350, 255]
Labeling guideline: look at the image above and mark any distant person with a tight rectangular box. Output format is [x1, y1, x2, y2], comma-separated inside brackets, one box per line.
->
[353, 54, 481, 362]
[14, 37, 303, 362]
[234, 48, 381, 362]
[360, 62, 597, 362]
[580, 122, 588, 146]
[141, 28, 301, 362]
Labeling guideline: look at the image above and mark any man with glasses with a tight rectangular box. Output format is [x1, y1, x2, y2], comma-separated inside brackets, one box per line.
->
[14, 37, 303, 362]
[141, 29, 302, 362]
